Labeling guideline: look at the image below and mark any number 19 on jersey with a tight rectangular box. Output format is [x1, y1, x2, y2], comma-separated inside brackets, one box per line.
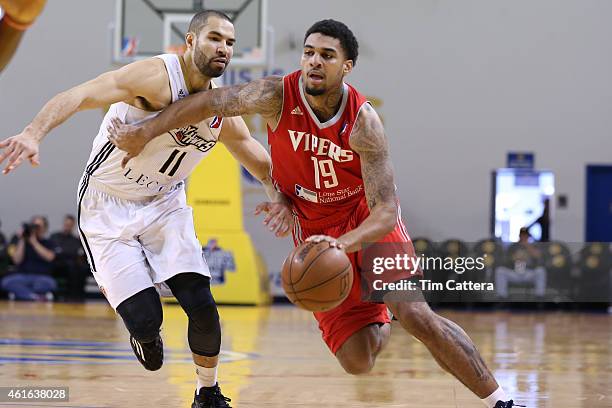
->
[311, 157, 338, 189]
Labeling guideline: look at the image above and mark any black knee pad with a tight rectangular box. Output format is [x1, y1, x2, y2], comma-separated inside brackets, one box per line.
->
[116, 287, 163, 343]
[166, 273, 221, 357]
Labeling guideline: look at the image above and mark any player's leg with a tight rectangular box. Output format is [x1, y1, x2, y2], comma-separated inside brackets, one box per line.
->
[78, 186, 165, 371]
[315, 284, 391, 375]
[385, 299, 513, 407]
[139, 186, 230, 407]
[165, 272, 230, 408]
[298, 209, 393, 375]
[375, 219, 517, 407]
[116, 287, 164, 371]
[335, 321, 390, 375]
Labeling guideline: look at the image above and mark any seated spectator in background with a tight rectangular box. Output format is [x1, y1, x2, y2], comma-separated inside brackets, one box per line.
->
[50, 214, 89, 300]
[495, 227, 547, 299]
[2, 215, 56, 300]
[527, 198, 551, 242]
[0, 219, 9, 275]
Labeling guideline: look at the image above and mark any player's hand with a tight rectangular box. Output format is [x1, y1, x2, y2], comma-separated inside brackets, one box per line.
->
[107, 118, 147, 168]
[0, 131, 41, 174]
[0, 0, 47, 24]
[255, 201, 293, 237]
[306, 235, 346, 250]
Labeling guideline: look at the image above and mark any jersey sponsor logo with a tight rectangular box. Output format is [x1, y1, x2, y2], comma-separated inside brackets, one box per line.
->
[169, 125, 217, 153]
[123, 167, 168, 192]
[295, 184, 318, 203]
[291, 106, 303, 115]
[287, 129, 354, 163]
[209, 116, 223, 129]
[202, 239, 236, 284]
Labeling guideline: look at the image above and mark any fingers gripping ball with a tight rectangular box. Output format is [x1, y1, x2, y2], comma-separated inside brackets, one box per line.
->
[281, 241, 353, 312]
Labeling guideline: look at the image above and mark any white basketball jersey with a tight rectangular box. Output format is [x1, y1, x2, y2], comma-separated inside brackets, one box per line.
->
[81, 54, 224, 200]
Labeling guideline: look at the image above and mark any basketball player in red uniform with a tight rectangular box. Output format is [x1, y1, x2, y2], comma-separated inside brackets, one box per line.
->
[106, 19, 521, 408]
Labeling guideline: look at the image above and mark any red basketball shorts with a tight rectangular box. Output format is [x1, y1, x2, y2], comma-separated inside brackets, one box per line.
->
[292, 198, 419, 354]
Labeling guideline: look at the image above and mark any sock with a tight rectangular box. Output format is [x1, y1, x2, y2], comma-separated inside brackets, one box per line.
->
[481, 386, 508, 407]
[196, 364, 218, 391]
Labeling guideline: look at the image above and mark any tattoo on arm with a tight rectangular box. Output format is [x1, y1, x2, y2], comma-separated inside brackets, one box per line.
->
[210, 76, 283, 119]
[349, 104, 396, 210]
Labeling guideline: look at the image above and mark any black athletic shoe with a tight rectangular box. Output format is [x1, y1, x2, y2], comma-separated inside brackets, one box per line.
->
[192, 384, 232, 408]
[129, 334, 163, 371]
[495, 401, 525, 408]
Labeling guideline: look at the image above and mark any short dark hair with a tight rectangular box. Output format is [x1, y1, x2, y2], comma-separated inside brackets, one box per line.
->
[31, 215, 49, 229]
[188, 10, 232, 35]
[65, 214, 76, 222]
[304, 19, 359, 66]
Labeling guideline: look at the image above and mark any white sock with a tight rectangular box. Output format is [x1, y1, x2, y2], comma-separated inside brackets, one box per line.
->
[196, 364, 218, 391]
[481, 386, 508, 407]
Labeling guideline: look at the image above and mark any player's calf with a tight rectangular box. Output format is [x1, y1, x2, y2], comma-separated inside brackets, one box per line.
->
[166, 273, 221, 358]
[116, 287, 164, 371]
[166, 273, 231, 407]
[386, 300, 520, 407]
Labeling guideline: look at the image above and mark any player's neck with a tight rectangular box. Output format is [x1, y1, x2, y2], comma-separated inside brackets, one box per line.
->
[303, 84, 344, 123]
[180, 53, 213, 93]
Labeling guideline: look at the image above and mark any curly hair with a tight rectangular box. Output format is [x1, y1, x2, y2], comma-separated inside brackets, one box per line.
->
[304, 19, 359, 66]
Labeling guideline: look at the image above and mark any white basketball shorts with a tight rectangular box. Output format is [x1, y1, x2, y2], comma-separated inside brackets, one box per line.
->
[77, 178, 210, 309]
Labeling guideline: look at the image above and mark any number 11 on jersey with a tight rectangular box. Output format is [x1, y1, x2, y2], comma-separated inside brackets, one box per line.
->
[311, 157, 338, 189]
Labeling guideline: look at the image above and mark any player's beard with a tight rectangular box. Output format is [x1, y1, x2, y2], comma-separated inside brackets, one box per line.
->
[193, 48, 227, 78]
[305, 85, 326, 96]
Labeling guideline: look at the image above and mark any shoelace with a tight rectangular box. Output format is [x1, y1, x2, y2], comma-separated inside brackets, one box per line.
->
[507, 401, 526, 407]
[206, 389, 231, 407]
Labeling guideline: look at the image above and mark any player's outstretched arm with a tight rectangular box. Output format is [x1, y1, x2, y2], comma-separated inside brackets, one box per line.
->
[219, 117, 274, 191]
[219, 116, 293, 237]
[108, 76, 284, 158]
[336, 104, 398, 252]
[0, 58, 168, 174]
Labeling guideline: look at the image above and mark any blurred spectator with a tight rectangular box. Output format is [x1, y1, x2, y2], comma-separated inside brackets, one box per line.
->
[495, 227, 547, 299]
[1, 215, 56, 300]
[527, 198, 551, 242]
[50, 214, 89, 300]
[0, 219, 9, 275]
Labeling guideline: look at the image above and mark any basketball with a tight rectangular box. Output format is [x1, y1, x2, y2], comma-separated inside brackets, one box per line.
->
[281, 241, 353, 312]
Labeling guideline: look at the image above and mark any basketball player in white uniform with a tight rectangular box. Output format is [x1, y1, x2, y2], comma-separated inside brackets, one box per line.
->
[0, 10, 292, 408]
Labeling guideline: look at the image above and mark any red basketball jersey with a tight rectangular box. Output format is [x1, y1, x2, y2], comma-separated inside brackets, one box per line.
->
[267, 70, 368, 221]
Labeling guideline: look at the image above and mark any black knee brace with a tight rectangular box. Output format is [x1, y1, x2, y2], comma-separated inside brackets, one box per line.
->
[116, 287, 163, 343]
[166, 273, 221, 357]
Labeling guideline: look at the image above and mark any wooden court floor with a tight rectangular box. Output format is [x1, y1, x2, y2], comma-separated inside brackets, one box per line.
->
[0, 301, 610, 408]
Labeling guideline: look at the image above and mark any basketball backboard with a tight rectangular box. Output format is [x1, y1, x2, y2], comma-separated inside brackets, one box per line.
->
[112, 0, 271, 68]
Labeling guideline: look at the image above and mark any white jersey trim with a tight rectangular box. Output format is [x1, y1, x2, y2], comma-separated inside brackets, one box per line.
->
[298, 76, 349, 129]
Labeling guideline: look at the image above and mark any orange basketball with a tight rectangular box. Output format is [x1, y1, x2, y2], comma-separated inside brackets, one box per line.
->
[281, 241, 353, 312]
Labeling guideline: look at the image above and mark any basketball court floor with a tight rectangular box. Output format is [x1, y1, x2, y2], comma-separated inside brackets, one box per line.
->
[0, 301, 610, 407]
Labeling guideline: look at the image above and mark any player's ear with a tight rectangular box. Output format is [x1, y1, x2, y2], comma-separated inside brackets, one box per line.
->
[185, 32, 196, 50]
[343, 60, 353, 75]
